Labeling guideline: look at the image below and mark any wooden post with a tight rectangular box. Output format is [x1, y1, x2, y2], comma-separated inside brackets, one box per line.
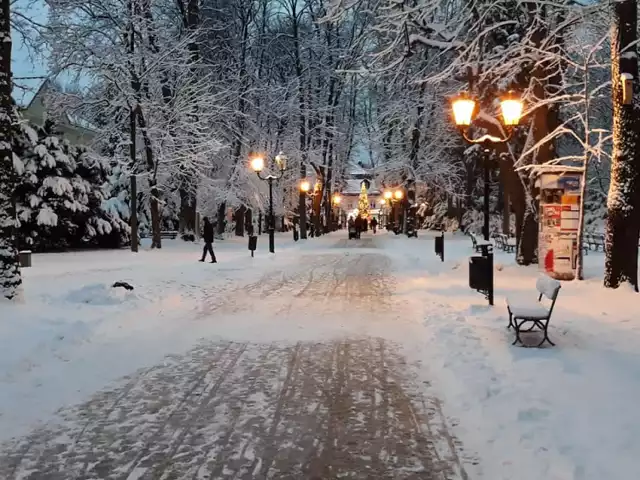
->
[130, 175, 138, 252]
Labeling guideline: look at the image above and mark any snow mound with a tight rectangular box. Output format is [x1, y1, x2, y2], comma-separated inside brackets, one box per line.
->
[65, 283, 136, 305]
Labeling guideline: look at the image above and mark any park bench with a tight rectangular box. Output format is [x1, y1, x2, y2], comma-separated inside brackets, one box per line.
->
[142, 230, 178, 240]
[469, 232, 492, 253]
[160, 230, 178, 240]
[507, 276, 561, 348]
[494, 233, 516, 253]
[585, 232, 605, 251]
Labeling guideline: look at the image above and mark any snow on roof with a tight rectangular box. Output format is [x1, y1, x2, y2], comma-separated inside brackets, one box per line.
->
[347, 162, 371, 175]
[66, 113, 99, 133]
[341, 179, 381, 195]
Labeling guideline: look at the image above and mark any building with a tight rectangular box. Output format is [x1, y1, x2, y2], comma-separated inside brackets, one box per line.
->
[338, 163, 383, 220]
[16, 80, 97, 146]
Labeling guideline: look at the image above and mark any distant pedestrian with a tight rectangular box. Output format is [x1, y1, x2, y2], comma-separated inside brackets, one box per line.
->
[200, 217, 217, 263]
[371, 217, 378, 234]
[355, 215, 363, 239]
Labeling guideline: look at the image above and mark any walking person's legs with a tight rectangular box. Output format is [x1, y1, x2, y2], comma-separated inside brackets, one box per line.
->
[208, 243, 217, 263]
[200, 243, 208, 262]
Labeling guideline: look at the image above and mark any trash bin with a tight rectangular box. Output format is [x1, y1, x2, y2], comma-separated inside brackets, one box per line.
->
[469, 255, 490, 291]
[248, 236, 257, 257]
[19, 250, 32, 268]
[435, 235, 443, 256]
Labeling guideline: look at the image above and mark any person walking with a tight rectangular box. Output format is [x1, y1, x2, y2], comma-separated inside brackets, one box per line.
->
[200, 217, 217, 263]
[371, 217, 378, 234]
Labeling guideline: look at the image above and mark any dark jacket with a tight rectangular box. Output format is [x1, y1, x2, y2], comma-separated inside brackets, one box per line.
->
[203, 221, 214, 243]
[371, 218, 378, 226]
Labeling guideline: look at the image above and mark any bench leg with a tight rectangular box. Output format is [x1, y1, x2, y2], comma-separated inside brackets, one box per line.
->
[512, 318, 524, 345]
[513, 318, 555, 347]
[508, 311, 513, 329]
[535, 319, 555, 347]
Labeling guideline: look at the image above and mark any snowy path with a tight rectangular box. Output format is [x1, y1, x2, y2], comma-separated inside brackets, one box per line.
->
[0, 237, 468, 480]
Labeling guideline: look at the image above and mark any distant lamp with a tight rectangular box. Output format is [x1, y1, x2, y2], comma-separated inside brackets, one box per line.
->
[499, 91, 524, 126]
[394, 190, 404, 200]
[250, 156, 265, 173]
[333, 194, 341, 205]
[300, 180, 311, 193]
[451, 94, 477, 127]
[380, 198, 387, 205]
[384, 191, 393, 200]
[274, 152, 287, 171]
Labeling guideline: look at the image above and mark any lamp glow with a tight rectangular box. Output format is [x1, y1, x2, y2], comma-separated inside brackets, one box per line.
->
[452, 95, 477, 127]
[250, 156, 265, 172]
[500, 92, 524, 127]
[300, 180, 311, 193]
[394, 190, 404, 200]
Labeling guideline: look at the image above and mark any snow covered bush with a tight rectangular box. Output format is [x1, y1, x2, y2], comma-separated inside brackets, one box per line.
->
[12, 118, 129, 252]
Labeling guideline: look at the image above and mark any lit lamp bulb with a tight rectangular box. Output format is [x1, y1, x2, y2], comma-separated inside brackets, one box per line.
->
[394, 190, 404, 200]
[300, 180, 311, 193]
[333, 194, 341, 205]
[451, 94, 477, 127]
[384, 191, 393, 200]
[500, 91, 524, 127]
[250, 156, 265, 172]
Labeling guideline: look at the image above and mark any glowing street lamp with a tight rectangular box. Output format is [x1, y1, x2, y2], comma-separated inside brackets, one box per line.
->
[249, 152, 287, 254]
[250, 156, 265, 173]
[300, 180, 311, 193]
[450, 90, 523, 307]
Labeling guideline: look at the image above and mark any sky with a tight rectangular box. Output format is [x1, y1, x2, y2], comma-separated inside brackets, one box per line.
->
[12, 0, 49, 107]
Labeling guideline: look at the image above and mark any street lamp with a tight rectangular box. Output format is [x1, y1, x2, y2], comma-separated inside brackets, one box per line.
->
[332, 194, 341, 230]
[383, 188, 405, 233]
[451, 90, 524, 240]
[299, 179, 322, 236]
[250, 151, 287, 253]
[451, 90, 523, 306]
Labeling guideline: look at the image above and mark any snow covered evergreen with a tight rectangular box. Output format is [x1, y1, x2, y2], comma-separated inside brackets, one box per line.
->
[12, 118, 129, 252]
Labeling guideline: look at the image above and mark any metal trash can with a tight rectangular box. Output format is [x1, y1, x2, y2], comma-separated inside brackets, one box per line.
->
[19, 250, 32, 268]
[248, 236, 257, 257]
[469, 255, 490, 291]
[435, 235, 443, 256]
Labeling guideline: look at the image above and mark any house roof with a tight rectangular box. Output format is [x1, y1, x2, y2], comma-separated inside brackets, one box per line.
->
[17, 79, 99, 133]
[341, 179, 381, 195]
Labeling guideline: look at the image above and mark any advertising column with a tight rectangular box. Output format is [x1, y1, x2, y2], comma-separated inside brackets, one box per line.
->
[538, 172, 583, 280]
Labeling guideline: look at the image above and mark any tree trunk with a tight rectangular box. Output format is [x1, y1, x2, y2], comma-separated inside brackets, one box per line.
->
[179, 189, 197, 234]
[0, 0, 20, 300]
[499, 167, 510, 234]
[150, 184, 162, 249]
[235, 206, 245, 237]
[605, 0, 640, 290]
[216, 202, 226, 236]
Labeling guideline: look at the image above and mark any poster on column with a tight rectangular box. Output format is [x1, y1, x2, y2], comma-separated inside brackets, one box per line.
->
[538, 171, 583, 280]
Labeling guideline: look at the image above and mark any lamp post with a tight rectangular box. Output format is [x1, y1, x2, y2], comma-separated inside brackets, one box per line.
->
[451, 90, 523, 306]
[451, 91, 524, 241]
[379, 198, 387, 226]
[383, 189, 404, 233]
[332, 194, 341, 230]
[250, 152, 287, 253]
[299, 179, 322, 236]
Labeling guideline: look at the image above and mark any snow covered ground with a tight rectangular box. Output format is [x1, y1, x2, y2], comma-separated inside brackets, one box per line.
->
[0, 231, 639, 479]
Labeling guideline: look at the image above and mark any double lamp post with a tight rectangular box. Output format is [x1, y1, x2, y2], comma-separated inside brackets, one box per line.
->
[250, 152, 287, 253]
[381, 189, 403, 231]
[300, 180, 342, 233]
[450, 90, 524, 305]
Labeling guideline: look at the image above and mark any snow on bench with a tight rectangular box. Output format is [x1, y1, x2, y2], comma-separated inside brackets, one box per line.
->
[468, 232, 492, 253]
[506, 275, 561, 348]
